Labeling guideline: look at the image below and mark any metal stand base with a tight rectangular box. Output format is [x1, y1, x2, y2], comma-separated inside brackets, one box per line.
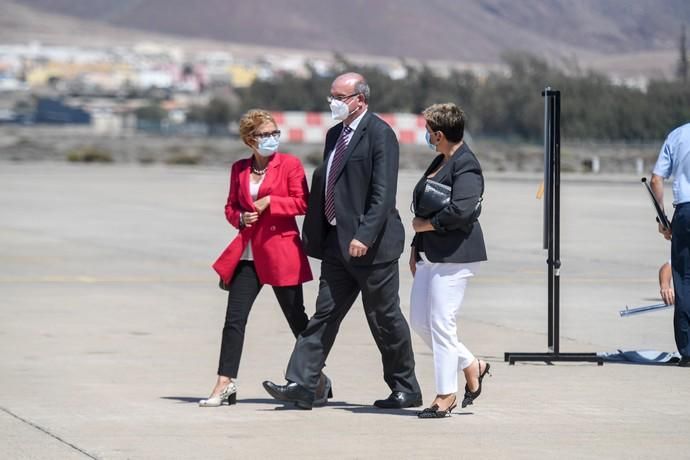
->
[504, 352, 603, 365]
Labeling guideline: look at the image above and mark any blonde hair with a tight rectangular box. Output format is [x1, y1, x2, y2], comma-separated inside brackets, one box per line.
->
[239, 109, 276, 146]
[422, 103, 465, 143]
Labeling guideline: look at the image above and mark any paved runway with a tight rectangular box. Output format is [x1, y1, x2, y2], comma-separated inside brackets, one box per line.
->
[1, 163, 688, 459]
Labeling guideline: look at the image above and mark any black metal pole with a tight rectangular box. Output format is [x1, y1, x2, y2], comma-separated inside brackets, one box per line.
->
[543, 87, 551, 252]
[553, 90, 561, 354]
[504, 88, 602, 365]
[547, 92, 555, 352]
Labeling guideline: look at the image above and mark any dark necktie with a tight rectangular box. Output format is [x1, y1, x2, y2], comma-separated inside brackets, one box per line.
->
[325, 125, 352, 223]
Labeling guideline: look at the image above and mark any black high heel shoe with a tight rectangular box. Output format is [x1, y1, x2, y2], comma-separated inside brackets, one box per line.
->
[461, 360, 491, 408]
[417, 395, 457, 419]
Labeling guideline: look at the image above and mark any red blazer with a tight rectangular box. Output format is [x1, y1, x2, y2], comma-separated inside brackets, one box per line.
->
[212, 152, 313, 286]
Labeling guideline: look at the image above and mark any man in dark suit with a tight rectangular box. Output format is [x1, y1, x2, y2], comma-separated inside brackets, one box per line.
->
[263, 72, 422, 409]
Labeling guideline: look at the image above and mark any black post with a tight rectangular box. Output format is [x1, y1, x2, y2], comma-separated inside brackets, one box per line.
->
[553, 91, 561, 354]
[546, 91, 555, 351]
[504, 89, 602, 365]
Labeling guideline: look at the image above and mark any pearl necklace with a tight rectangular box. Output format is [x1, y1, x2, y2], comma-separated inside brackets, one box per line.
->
[251, 160, 268, 175]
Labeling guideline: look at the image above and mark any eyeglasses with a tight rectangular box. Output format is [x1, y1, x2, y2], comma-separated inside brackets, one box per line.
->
[327, 93, 359, 104]
[253, 130, 281, 140]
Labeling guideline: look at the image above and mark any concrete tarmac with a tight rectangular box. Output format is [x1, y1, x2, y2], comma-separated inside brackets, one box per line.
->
[1, 163, 688, 460]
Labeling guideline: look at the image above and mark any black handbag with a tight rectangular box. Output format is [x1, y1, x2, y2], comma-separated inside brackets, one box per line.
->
[412, 179, 451, 218]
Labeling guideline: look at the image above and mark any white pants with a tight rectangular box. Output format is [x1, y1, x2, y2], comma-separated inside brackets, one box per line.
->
[410, 254, 479, 395]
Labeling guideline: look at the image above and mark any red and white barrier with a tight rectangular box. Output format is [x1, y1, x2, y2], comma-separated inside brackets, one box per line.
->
[271, 111, 428, 145]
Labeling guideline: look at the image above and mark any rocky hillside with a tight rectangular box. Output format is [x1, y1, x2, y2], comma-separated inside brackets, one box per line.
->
[9, 0, 690, 62]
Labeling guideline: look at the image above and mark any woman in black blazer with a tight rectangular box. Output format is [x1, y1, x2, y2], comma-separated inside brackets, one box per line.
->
[409, 103, 490, 419]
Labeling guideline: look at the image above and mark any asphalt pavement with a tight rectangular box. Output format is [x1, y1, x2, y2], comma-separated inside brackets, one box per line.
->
[1, 163, 688, 460]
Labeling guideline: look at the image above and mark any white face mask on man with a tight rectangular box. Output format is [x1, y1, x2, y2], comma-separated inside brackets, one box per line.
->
[330, 99, 351, 121]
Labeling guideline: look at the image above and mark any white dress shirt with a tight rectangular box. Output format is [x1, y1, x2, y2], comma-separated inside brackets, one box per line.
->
[240, 175, 264, 260]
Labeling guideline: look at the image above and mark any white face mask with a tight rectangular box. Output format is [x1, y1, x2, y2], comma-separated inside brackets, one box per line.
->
[330, 99, 351, 121]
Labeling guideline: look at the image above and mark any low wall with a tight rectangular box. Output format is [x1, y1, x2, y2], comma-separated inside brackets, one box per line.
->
[0, 125, 662, 173]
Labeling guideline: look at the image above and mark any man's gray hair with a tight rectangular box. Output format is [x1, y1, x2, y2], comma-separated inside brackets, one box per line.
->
[355, 80, 370, 102]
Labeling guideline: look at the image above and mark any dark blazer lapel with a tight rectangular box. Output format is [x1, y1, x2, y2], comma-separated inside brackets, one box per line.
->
[425, 154, 445, 178]
[333, 111, 372, 182]
[323, 124, 343, 165]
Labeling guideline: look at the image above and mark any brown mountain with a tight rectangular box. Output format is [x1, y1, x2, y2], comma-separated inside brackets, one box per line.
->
[4, 0, 690, 76]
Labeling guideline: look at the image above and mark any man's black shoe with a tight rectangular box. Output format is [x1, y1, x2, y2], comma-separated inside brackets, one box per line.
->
[262, 381, 314, 410]
[373, 391, 423, 409]
[679, 357, 690, 367]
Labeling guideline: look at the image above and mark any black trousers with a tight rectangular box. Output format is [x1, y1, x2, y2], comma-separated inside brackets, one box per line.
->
[218, 261, 309, 378]
[285, 228, 420, 394]
[672, 204, 690, 358]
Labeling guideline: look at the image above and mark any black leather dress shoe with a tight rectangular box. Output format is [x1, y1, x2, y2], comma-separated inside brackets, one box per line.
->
[679, 357, 690, 367]
[313, 373, 333, 407]
[374, 391, 423, 409]
[262, 381, 314, 410]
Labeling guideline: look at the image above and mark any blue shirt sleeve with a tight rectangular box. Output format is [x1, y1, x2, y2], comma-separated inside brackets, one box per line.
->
[653, 138, 673, 179]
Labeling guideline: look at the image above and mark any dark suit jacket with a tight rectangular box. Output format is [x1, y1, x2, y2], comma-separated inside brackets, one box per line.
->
[411, 143, 487, 264]
[302, 111, 405, 265]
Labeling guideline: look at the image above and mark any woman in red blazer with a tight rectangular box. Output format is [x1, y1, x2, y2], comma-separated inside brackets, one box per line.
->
[200, 109, 315, 407]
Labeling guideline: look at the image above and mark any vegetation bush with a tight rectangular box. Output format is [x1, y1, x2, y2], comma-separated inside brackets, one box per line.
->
[235, 52, 690, 142]
[66, 146, 113, 163]
[164, 150, 202, 165]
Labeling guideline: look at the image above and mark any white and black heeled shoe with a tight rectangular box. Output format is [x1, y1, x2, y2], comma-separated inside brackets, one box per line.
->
[199, 381, 237, 407]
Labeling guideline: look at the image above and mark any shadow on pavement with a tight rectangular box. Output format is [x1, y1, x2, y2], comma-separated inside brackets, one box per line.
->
[159, 397, 477, 417]
[160, 396, 200, 403]
[161, 396, 283, 405]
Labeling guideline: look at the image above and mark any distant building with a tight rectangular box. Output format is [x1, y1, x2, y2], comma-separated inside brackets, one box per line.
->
[227, 64, 258, 88]
[0, 76, 29, 92]
[34, 98, 91, 124]
[0, 108, 16, 123]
